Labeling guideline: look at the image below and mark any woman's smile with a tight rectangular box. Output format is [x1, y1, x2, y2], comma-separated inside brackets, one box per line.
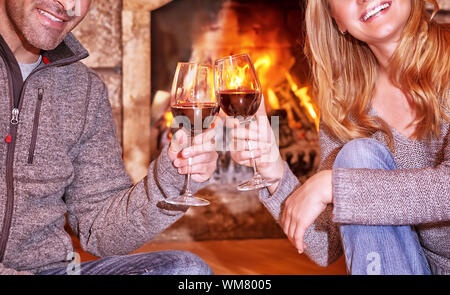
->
[360, 1, 392, 23]
[329, 0, 411, 47]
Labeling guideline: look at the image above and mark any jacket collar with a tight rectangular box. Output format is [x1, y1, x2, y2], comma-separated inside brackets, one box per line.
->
[0, 32, 90, 106]
[40, 33, 89, 66]
[0, 32, 89, 68]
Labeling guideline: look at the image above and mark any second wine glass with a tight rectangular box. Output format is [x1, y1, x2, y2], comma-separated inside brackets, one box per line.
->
[215, 53, 280, 191]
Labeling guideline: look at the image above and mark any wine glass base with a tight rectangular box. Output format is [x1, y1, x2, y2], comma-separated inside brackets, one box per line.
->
[164, 194, 210, 207]
[237, 176, 280, 191]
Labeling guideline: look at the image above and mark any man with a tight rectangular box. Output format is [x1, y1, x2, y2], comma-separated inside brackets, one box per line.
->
[0, 0, 218, 275]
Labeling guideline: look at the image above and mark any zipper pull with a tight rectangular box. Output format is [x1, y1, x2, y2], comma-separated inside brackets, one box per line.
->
[11, 108, 19, 125]
[38, 88, 44, 100]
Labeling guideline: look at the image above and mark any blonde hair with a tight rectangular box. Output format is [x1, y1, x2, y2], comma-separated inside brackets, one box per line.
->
[305, 0, 450, 143]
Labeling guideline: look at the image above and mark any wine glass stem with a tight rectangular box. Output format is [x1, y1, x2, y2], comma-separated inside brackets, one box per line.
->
[247, 140, 260, 177]
[185, 157, 193, 196]
[242, 117, 261, 177]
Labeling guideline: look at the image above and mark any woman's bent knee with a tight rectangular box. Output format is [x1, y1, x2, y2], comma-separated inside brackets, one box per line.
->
[334, 138, 396, 170]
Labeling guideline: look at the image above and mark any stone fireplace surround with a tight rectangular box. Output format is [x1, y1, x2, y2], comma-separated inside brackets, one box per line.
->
[72, 0, 450, 242]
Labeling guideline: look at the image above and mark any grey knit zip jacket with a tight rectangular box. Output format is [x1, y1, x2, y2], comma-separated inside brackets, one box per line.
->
[0, 33, 201, 274]
[259, 116, 450, 274]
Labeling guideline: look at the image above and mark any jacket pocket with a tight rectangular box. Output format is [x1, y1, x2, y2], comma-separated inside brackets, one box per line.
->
[27, 88, 44, 164]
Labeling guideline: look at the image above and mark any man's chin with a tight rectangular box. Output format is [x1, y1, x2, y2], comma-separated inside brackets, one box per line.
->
[37, 41, 63, 51]
[25, 33, 66, 51]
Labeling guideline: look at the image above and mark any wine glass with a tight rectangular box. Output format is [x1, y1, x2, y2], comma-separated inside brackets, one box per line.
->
[215, 53, 280, 191]
[165, 62, 219, 206]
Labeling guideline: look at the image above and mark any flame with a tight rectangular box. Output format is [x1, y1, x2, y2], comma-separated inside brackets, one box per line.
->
[183, 65, 198, 98]
[254, 55, 271, 72]
[226, 63, 250, 89]
[267, 88, 280, 110]
[224, 55, 272, 90]
[164, 111, 173, 128]
[285, 73, 319, 130]
[254, 54, 272, 90]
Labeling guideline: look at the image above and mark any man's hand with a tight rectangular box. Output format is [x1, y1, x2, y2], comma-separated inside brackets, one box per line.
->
[168, 128, 218, 183]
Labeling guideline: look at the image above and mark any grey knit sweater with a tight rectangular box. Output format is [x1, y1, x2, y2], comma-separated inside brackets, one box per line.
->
[0, 33, 203, 274]
[259, 119, 450, 275]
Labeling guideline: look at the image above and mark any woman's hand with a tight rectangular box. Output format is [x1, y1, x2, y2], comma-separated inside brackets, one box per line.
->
[228, 99, 285, 194]
[281, 170, 333, 253]
[168, 128, 218, 183]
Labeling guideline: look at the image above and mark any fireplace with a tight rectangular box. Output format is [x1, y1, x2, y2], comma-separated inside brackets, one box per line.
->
[118, 0, 324, 242]
[123, 0, 318, 242]
[117, 0, 450, 242]
[119, 0, 449, 184]
[150, 0, 320, 186]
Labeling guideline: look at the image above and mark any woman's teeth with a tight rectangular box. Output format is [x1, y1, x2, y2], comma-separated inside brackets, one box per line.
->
[362, 3, 390, 22]
[38, 9, 64, 23]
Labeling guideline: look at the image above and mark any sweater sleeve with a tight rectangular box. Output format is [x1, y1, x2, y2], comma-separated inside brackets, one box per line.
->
[0, 264, 33, 275]
[64, 72, 207, 257]
[258, 121, 344, 267]
[332, 128, 450, 225]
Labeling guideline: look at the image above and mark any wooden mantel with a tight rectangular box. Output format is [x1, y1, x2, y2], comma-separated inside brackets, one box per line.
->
[122, 0, 173, 182]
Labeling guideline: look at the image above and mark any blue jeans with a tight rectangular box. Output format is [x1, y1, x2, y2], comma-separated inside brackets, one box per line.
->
[334, 138, 431, 275]
[37, 250, 213, 275]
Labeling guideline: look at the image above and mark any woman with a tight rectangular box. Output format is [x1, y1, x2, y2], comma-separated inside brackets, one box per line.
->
[230, 0, 449, 274]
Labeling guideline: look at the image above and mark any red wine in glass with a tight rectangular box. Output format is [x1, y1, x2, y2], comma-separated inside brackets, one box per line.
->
[215, 53, 279, 191]
[165, 62, 217, 207]
[171, 102, 219, 135]
[217, 90, 261, 118]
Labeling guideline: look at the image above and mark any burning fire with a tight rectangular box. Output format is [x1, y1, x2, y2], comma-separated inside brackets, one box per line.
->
[225, 63, 250, 89]
[161, 2, 321, 135]
[163, 55, 320, 132]
[267, 88, 280, 110]
[252, 54, 320, 131]
[285, 73, 319, 130]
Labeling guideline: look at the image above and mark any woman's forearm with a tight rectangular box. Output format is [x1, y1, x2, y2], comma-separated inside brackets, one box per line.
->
[332, 163, 450, 225]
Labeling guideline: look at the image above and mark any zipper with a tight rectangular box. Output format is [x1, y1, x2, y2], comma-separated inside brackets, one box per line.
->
[0, 61, 48, 262]
[0, 123, 19, 262]
[0, 82, 32, 262]
[0, 37, 86, 263]
[0, 53, 19, 262]
[27, 88, 44, 164]
[10, 108, 19, 125]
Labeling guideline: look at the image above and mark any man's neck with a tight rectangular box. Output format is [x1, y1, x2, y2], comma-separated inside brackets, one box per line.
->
[0, 6, 40, 64]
